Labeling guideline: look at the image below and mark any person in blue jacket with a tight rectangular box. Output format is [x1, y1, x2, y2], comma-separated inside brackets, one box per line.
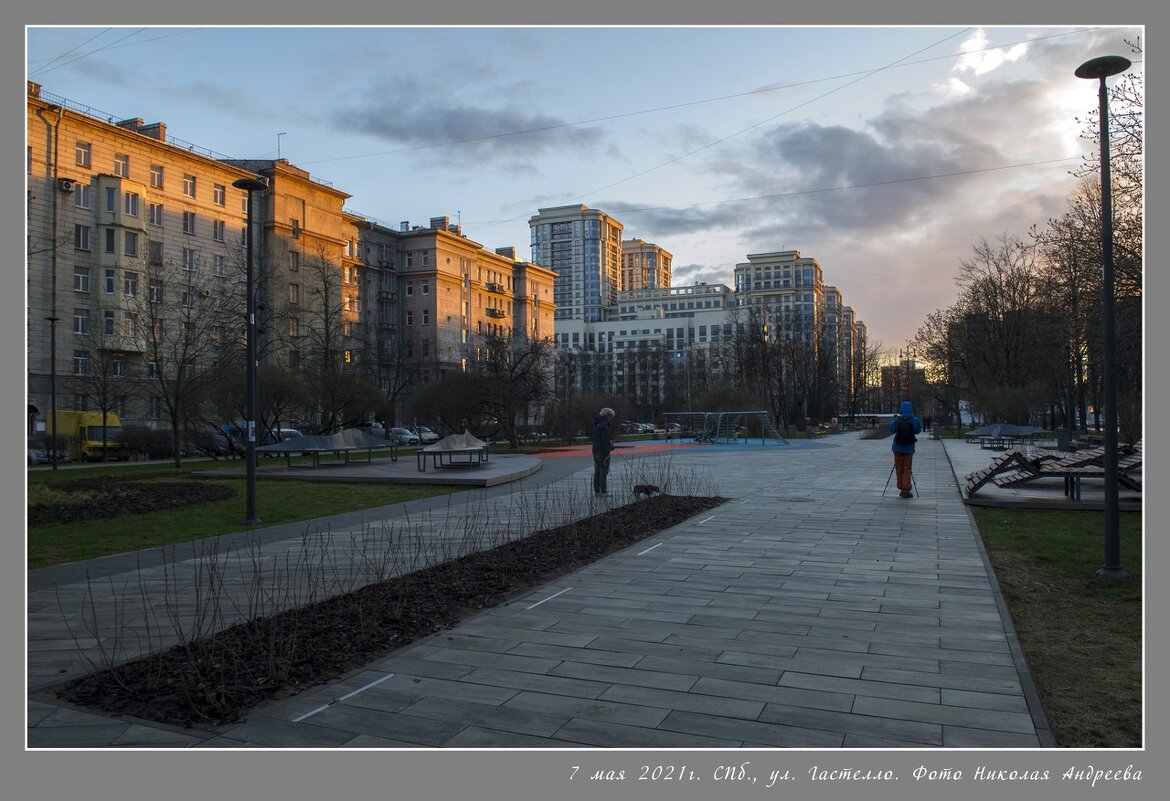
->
[889, 400, 923, 498]
[592, 407, 616, 494]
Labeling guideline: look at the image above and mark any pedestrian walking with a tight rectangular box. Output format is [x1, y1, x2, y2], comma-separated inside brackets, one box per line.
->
[889, 400, 923, 498]
[592, 407, 617, 495]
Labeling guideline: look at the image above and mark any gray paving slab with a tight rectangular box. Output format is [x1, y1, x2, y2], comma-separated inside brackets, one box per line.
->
[27, 434, 1059, 748]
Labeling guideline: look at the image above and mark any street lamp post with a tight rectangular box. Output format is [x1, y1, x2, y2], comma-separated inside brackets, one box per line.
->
[1075, 54, 1130, 577]
[45, 316, 60, 470]
[233, 176, 268, 525]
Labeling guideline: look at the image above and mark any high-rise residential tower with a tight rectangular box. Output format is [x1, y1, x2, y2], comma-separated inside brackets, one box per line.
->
[528, 204, 624, 324]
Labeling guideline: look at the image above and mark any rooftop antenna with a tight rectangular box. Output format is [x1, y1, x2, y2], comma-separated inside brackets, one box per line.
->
[276, 132, 287, 160]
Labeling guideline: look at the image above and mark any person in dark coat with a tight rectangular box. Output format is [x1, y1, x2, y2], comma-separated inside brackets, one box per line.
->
[889, 400, 923, 498]
[592, 407, 616, 494]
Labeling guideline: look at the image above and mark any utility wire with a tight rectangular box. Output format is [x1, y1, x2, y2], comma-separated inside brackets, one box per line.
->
[301, 27, 1096, 167]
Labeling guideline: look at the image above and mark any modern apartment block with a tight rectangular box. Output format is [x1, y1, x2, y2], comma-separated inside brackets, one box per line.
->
[529, 204, 624, 323]
[547, 236, 869, 419]
[621, 238, 672, 292]
[27, 83, 554, 435]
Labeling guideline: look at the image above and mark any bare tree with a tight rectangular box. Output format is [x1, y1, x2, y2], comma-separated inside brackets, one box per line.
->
[131, 255, 243, 466]
[473, 330, 554, 448]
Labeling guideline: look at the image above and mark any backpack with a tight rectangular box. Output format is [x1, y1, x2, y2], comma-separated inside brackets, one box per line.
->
[893, 416, 917, 446]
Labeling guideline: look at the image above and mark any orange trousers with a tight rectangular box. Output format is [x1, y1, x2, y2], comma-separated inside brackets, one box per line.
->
[893, 452, 914, 491]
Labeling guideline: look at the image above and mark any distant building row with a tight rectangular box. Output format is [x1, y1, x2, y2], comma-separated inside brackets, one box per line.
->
[27, 81, 869, 432]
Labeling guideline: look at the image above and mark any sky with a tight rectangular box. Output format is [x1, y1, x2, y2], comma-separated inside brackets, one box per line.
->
[25, 24, 1143, 351]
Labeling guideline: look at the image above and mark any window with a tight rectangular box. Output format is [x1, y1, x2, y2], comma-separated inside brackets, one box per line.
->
[149, 240, 164, 265]
[213, 220, 225, 242]
[406, 310, 413, 326]
[183, 174, 196, 198]
[149, 203, 163, 226]
[73, 308, 89, 335]
[105, 187, 117, 213]
[73, 350, 90, 375]
[114, 154, 129, 178]
[288, 317, 299, 337]
[123, 192, 139, 217]
[75, 142, 91, 168]
[105, 228, 116, 254]
[214, 255, 226, 277]
[288, 283, 300, 304]
[289, 349, 300, 369]
[149, 278, 163, 303]
[73, 266, 90, 293]
[103, 310, 116, 336]
[405, 282, 413, 296]
[150, 164, 164, 189]
[122, 313, 137, 337]
[183, 211, 196, 235]
[124, 231, 138, 257]
[147, 360, 159, 379]
[74, 184, 91, 209]
[421, 281, 430, 295]
[181, 287, 193, 307]
[113, 360, 126, 379]
[422, 310, 429, 325]
[290, 218, 300, 238]
[289, 251, 299, 272]
[213, 184, 225, 206]
[124, 272, 138, 298]
[183, 248, 198, 272]
[74, 225, 91, 250]
[104, 268, 116, 294]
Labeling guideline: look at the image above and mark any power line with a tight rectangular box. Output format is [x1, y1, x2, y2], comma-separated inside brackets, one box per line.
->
[466, 156, 1082, 229]
[301, 27, 1097, 167]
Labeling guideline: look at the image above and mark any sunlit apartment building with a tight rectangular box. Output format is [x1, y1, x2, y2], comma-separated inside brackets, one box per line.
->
[529, 204, 624, 323]
[26, 81, 554, 435]
[621, 238, 672, 292]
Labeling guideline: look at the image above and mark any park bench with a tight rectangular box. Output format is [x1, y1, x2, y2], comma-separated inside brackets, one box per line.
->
[964, 451, 1046, 497]
[991, 444, 1142, 499]
[256, 428, 398, 467]
[417, 431, 490, 472]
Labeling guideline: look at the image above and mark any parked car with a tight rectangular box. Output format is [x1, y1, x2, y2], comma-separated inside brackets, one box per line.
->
[389, 427, 419, 445]
[356, 420, 386, 438]
[262, 428, 303, 445]
[27, 439, 48, 466]
[414, 426, 440, 444]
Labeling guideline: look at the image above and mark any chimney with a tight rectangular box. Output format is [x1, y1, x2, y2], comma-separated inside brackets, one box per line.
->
[429, 216, 449, 230]
[137, 122, 167, 141]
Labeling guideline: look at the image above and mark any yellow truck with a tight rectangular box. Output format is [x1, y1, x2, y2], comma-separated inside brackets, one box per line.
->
[46, 410, 130, 462]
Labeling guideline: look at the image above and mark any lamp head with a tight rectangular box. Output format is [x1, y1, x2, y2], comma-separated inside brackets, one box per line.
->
[232, 176, 268, 192]
[1075, 55, 1131, 80]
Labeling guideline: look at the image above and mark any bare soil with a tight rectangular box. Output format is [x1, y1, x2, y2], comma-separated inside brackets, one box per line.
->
[52, 486, 725, 728]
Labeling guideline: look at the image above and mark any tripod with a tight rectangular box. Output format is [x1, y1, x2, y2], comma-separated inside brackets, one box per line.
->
[882, 462, 918, 497]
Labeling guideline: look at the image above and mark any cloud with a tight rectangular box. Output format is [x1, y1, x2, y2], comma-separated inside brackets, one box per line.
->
[329, 74, 610, 166]
[954, 29, 1029, 77]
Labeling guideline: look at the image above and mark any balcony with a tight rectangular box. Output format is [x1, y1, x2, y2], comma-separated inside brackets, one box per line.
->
[485, 308, 506, 318]
[484, 282, 506, 294]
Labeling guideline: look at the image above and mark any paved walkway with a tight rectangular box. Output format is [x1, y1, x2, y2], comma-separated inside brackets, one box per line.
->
[28, 434, 1058, 748]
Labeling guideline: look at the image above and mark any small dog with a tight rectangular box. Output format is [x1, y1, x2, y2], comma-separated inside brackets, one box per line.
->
[632, 484, 660, 498]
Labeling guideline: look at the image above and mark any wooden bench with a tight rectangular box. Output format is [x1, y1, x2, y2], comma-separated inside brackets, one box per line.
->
[964, 451, 1040, 497]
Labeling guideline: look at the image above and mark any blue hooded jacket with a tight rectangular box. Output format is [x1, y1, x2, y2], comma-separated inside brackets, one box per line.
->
[889, 400, 923, 454]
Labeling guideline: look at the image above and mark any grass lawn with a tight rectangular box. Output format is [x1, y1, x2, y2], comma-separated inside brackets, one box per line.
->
[27, 460, 464, 569]
[971, 507, 1143, 748]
